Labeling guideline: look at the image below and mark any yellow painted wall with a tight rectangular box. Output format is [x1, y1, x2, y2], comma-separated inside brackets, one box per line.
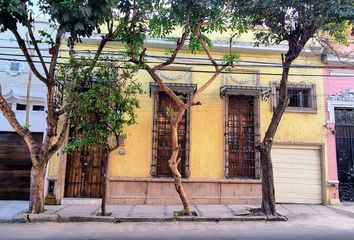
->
[47, 117, 64, 177]
[49, 40, 326, 180]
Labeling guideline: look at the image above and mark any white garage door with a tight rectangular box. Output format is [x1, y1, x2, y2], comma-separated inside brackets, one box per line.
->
[271, 145, 322, 204]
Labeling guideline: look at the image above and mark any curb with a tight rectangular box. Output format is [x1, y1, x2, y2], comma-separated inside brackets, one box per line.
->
[8, 214, 288, 223]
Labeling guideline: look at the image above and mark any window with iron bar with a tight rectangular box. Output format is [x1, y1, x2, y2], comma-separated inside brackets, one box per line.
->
[272, 82, 317, 113]
[224, 94, 260, 179]
[151, 90, 191, 178]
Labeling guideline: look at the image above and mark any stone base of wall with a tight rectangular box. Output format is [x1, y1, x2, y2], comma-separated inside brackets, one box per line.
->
[107, 177, 262, 205]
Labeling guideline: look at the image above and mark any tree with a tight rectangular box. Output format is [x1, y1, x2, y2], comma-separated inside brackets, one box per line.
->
[114, 0, 238, 215]
[0, 0, 117, 213]
[232, 0, 354, 215]
[60, 57, 142, 216]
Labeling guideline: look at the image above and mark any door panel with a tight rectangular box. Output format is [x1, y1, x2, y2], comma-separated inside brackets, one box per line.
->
[64, 145, 104, 198]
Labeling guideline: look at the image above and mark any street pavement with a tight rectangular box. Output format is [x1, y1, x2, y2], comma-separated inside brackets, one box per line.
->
[0, 216, 354, 240]
[0, 201, 354, 239]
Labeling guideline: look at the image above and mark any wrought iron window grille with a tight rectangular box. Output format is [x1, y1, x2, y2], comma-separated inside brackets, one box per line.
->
[150, 83, 195, 178]
[272, 81, 317, 113]
[223, 91, 261, 179]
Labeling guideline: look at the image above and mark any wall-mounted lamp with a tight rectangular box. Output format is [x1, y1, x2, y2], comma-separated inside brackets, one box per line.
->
[327, 180, 339, 188]
[119, 148, 126, 155]
[324, 122, 336, 135]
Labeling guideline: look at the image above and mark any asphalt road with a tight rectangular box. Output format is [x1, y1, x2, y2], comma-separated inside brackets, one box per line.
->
[1, 220, 354, 240]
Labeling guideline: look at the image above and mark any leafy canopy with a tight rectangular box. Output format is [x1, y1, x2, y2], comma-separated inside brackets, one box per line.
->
[59, 57, 143, 151]
[115, 0, 240, 63]
[232, 0, 354, 46]
[0, 0, 117, 40]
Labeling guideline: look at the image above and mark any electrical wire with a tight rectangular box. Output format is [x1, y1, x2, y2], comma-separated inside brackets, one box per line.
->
[0, 44, 353, 69]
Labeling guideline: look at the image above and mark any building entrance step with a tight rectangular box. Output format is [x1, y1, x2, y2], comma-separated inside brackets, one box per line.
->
[61, 198, 101, 205]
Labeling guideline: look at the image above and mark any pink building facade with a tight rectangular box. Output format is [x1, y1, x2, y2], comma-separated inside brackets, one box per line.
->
[323, 40, 354, 204]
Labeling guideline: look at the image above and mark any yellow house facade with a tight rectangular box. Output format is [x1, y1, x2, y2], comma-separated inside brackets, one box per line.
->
[48, 35, 328, 205]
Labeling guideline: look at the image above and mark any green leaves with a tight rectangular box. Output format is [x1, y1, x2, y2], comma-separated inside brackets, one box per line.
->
[232, 0, 354, 46]
[323, 20, 351, 45]
[222, 52, 240, 66]
[38, 0, 116, 41]
[60, 57, 143, 151]
[0, 0, 29, 32]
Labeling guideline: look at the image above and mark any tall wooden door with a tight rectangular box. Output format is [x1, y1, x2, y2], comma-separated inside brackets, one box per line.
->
[64, 145, 104, 198]
[155, 92, 188, 177]
[335, 108, 354, 202]
[227, 95, 256, 178]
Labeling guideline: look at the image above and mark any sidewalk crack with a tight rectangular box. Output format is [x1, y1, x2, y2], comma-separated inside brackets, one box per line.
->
[194, 205, 203, 217]
[54, 204, 70, 213]
[127, 205, 136, 217]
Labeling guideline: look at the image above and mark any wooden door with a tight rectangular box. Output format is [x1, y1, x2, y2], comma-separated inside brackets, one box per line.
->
[227, 95, 256, 178]
[335, 108, 354, 202]
[0, 132, 43, 200]
[155, 92, 187, 177]
[64, 145, 104, 198]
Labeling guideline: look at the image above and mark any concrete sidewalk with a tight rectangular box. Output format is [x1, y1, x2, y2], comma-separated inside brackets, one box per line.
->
[1, 201, 353, 223]
[0, 201, 29, 222]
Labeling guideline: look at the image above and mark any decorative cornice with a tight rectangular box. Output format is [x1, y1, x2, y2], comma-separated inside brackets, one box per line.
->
[2, 88, 47, 104]
[328, 88, 354, 102]
[223, 73, 257, 85]
[156, 70, 192, 83]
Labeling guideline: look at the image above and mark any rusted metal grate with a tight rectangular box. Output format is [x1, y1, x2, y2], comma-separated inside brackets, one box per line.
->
[151, 92, 189, 178]
[225, 95, 257, 178]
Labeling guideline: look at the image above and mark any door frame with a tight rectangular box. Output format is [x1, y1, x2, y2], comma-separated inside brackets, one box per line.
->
[223, 89, 261, 179]
[150, 89, 192, 178]
[327, 88, 354, 203]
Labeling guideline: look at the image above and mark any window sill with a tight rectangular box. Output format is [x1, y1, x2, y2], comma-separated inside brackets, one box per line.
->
[283, 108, 318, 114]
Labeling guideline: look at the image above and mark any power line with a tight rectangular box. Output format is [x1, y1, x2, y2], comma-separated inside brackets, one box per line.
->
[1, 56, 354, 79]
[0, 45, 353, 70]
[1, 51, 354, 72]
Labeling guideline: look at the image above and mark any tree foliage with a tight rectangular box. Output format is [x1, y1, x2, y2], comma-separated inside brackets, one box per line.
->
[59, 57, 143, 151]
[233, 0, 354, 46]
[0, 0, 123, 214]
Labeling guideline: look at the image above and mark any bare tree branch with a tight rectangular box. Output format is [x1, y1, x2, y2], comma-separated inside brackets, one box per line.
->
[26, 23, 50, 78]
[315, 35, 354, 65]
[85, 33, 114, 76]
[48, 27, 64, 79]
[152, 25, 191, 71]
[41, 27, 65, 155]
[10, 28, 48, 84]
[146, 66, 185, 107]
[47, 116, 69, 159]
[195, 65, 228, 95]
[195, 21, 220, 71]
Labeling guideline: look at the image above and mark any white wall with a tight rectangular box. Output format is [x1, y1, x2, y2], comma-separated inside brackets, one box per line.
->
[0, 20, 52, 133]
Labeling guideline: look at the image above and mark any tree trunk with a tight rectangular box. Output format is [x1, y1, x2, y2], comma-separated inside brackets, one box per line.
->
[101, 147, 109, 216]
[259, 145, 276, 215]
[169, 108, 191, 216]
[29, 158, 47, 214]
[258, 55, 293, 216]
